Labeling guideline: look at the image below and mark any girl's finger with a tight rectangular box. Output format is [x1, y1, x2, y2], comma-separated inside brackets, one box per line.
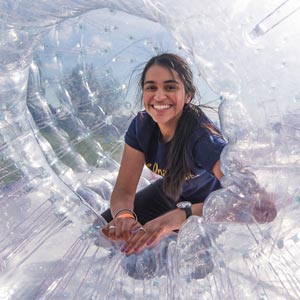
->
[114, 219, 139, 240]
[122, 226, 149, 255]
[101, 226, 108, 236]
[107, 224, 118, 239]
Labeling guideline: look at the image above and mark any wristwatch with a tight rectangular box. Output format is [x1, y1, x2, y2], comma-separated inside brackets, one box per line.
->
[176, 201, 192, 219]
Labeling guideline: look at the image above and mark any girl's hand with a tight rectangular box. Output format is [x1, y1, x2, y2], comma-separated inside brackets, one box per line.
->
[252, 192, 277, 223]
[121, 211, 186, 255]
[102, 217, 142, 242]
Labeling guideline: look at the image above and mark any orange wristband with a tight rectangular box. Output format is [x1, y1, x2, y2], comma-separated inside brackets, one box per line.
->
[115, 213, 135, 220]
[114, 208, 137, 220]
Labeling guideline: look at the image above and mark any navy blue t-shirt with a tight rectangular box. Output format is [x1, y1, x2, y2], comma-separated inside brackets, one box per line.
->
[125, 110, 226, 204]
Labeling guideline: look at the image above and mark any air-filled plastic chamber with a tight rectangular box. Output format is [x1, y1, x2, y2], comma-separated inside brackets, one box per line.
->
[0, 1, 300, 299]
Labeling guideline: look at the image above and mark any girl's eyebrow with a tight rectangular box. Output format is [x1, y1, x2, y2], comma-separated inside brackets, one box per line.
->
[144, 79, 179, 85]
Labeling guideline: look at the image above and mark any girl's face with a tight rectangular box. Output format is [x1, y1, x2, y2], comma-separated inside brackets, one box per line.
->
[143, 65, 190, 130]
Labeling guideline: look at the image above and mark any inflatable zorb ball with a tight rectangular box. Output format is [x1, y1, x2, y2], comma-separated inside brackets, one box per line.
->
[0, 0, 300, 299]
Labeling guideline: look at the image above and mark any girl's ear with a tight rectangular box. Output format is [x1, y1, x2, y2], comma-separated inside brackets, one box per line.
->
[185, 94, 191, 103]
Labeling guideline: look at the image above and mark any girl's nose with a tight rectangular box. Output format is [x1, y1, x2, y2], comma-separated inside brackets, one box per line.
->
[154, 89, 166, 101]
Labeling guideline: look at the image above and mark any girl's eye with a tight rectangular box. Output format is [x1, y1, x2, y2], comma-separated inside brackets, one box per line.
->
[144, 85, 156, 91]
[165, 85, 177, 91]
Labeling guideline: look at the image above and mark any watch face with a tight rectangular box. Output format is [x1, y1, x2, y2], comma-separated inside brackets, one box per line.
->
[177, 201, 192, 209]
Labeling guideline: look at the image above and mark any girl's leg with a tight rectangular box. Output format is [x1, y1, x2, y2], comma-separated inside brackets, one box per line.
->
[101, 179, 175, 225]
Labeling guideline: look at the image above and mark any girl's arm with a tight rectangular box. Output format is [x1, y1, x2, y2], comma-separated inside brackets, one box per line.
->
[211, 160, 277, 223]
[110, 144, 145, 216]
[212, 160, 224, 180]
[102, 144, 145, 241]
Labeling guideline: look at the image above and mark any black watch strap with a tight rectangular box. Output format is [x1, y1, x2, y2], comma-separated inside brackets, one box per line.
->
[176, 201, 192, 219]
[184, 206, 192, 219]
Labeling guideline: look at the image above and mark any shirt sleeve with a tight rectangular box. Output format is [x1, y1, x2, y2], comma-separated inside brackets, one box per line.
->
[124, 115, 144, 152]
[193, 130, 226, 172]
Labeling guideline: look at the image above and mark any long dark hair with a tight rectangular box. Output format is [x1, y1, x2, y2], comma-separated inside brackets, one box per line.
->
[140, 53, 220, 201]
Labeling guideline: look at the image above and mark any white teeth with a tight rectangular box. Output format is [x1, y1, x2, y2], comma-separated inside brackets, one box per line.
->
[153, 104, 171, 110]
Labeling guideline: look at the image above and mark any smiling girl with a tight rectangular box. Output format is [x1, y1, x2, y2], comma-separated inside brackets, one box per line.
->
[101, 53, 226, 255]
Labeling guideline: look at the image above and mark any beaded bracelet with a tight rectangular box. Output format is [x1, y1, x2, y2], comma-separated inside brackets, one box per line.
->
[114, 208, 137, 221]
